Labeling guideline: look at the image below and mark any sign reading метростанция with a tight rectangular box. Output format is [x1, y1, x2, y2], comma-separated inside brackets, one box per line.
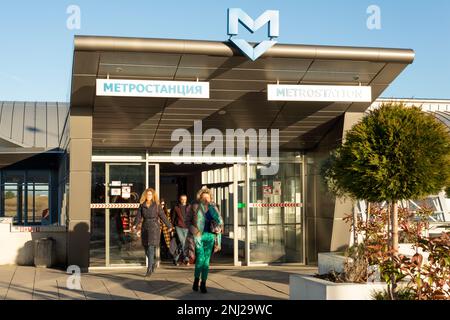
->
[267, 84, 372, 102]
[96, 79, 210, 98]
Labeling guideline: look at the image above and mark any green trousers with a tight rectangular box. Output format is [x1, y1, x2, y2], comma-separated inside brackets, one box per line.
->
[194, 232, 215, 280]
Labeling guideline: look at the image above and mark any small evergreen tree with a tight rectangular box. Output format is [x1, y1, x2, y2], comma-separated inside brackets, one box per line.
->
[322, 102, 450, 297]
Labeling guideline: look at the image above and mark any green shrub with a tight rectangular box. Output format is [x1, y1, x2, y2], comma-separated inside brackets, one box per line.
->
[372, 287, 416, 300]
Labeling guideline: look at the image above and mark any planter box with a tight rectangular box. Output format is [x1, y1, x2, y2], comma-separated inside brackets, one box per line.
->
[318, 252, 352, 275]
[399, 243, 429, 262]
[319, 246, 429, 277]
[290, 275, 387, 300]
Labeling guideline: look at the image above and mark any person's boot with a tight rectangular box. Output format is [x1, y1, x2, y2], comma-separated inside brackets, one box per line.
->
[145, 267, 152, 277]
[151, 263, 157, 273]
[200, 280, 207, 293]
[192, 278, 200, 292]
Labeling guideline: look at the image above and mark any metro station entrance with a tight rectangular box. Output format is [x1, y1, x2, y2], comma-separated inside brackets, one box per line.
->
[89, 153, 304, 268]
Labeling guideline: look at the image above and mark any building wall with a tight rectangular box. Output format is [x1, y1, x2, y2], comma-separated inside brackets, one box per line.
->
[0, 153, 69, 266]
[0, 219, 66, 266]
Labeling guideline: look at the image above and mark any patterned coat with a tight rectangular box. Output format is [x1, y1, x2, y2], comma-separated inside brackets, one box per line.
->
[160, 208, 172, 249]
[184, 201, 223, 263]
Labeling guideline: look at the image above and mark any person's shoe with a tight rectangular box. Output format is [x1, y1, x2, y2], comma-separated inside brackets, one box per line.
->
[200, 280, 207, 293]
[192, 278, 200, 292]
[145, 269, 152, 277]
[151, 264, 156, 273]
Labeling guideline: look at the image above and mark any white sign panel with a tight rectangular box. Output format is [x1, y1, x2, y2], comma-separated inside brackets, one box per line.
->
[122, 186, 131, 199]
[110, 188, 121, 196]
[273, 181, 281, 196]
[267, 84, 372, 102]
[97, 79, 210, 99]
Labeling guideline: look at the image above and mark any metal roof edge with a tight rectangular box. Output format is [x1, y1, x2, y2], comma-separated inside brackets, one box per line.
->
[73, 35, 415, 64]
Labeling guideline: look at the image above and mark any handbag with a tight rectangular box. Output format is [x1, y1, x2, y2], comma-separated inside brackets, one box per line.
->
[210, 219, 222, 234]
[207, 205, 223, 234]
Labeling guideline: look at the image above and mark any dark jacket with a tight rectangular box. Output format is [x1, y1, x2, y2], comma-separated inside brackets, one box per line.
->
[171, 204, 191, 229]
[134, 202, 172, 247]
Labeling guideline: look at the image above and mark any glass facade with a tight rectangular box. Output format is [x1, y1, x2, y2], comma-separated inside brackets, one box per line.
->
[200, 154, 304, 264]
[89, 151, 305, 266]
[1, 170, 52, 225]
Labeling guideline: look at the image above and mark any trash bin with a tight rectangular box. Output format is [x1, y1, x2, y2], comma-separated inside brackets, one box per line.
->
[34, 238, 55, 268]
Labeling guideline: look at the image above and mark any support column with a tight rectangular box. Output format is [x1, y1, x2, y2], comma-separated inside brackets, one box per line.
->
[305, 112, 365, 263]
[233, 164, 239, 266]
[245, 156, 250, 266]
[329, 112, 365, 252]
[67, 105, 92, 272]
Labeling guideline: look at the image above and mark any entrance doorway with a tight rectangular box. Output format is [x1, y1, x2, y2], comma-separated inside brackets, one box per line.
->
[89, 153, 305, 268]
[158, 163, 245, 266]
[90, 159, 245, 267]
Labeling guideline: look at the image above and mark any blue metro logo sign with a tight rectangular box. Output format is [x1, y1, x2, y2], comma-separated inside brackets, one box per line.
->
[227, 8, 279, 61]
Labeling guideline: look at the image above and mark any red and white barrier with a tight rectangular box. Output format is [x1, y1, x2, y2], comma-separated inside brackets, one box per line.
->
[249, 203, 302, 208]
[91, 202, 303, 209]
[90, 203, 140, 209]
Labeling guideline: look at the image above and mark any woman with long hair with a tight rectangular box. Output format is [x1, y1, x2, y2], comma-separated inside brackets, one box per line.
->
[133, 188, 173, 277]
[185, 187, 223, 293]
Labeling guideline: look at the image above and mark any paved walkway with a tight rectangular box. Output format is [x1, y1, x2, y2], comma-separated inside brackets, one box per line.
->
[0, 264, 316, 300]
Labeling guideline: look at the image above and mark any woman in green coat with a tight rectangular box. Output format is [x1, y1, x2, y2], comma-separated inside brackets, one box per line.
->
[185, 187, 223, 293]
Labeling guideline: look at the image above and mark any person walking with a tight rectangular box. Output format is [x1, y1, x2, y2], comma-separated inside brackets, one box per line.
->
[133, 188, 173, 277]
[170, 194, 191, 265]
[185, 187, 223, 293]
[159, 198, 174, 262]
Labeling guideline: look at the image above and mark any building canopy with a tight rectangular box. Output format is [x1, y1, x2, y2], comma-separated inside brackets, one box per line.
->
[70, 36, 415, 152]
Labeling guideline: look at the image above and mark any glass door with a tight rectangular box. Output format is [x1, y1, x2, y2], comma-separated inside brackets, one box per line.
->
[248, 162, 304, 264]
[106, 163, 146, 266]
[90, 162, 160, 267]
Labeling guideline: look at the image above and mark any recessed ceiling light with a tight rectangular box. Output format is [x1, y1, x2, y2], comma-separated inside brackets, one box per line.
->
[218, 110, 226, 115]
[116, 67, 123, 73]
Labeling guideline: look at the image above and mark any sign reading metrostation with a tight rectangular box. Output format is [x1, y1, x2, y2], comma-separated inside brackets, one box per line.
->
[267, 84, 372, 102]
[96, 79, 210, 99]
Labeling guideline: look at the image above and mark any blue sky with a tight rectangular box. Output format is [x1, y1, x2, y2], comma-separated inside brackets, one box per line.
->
[0, 0, 449, 102]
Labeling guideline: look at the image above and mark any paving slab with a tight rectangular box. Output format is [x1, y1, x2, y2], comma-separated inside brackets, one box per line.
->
[32, 268, 59, 300]
[81, 275, 112, 300]
[0, 265, 16, 300]
[6, 266, 35, 300]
